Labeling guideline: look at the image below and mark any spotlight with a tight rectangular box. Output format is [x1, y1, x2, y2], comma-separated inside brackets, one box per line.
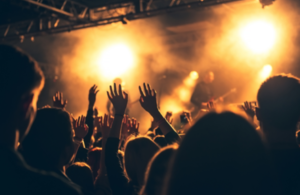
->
[189, 71, 199, 80]
[97, 44, 134, 79]
[260, 64, 272, 79]
[240, 20, 276, 54]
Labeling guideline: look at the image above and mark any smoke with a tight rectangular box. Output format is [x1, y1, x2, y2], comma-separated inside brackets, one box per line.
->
[16, 0, 300, 133]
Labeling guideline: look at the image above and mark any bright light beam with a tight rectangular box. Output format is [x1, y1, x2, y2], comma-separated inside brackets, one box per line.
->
[98, 44, 134, 79]
[240, 20, 277, 54]
[260, 64, 273, 79]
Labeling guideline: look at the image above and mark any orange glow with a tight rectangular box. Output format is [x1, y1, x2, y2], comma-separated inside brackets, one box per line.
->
[260, 64, 273, 79]
[189, 71, 199, 80]
[179, 88, 191, 102]
[240, 20, 277, 54]
[97, 44, 135, 79]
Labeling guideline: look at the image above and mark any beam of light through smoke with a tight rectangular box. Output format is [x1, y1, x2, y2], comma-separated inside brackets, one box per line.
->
[97, 43, 135, 79]
[260, 64, 273, 79]
[240, 20, 277, 54]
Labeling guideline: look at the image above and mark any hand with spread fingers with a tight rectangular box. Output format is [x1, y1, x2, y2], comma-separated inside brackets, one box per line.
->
[129, 118, 139, 136]
[139, 83, 159, 115]
[89, 85, 99, 109]
[242, 101, 256, 120]
[73, 115, 88, 140]
[53, 91, 67, 109]
[107, 83, 128, 115]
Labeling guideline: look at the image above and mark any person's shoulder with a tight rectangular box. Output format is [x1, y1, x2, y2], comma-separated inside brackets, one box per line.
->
[26, 166, 83, 195]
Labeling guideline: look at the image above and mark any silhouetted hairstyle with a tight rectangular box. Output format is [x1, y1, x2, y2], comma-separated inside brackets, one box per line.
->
[0, 44, 44, 120]
[124, 137, 160, 186]
[140, 145, 177, 195]
[164, 111, 279, 195]
[257, 74, 300, 129]
[21, 108, 74, 171]
[66, 162, 94, 193]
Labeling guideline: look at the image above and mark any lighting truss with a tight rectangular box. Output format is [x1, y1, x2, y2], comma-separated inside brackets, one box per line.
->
[0, 0, 242, 42]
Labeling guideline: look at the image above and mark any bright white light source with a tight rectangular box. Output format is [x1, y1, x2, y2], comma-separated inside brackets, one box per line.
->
[240, 21, 276, 54]
[98, 44, 134, 79]
[190, 71, 199, 80]
[260, 64, 273, 79]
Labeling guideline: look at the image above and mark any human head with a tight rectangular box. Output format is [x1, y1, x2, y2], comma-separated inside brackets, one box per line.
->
[124, 137, 160, 186]
[21, 108, 74, 171]
[140, 145, 177, 195]
[0, 44, 44, 145]
[203, 71, 214, 84]
[66, 162, 94, 193]
[257, 74, 300, 131]
[164, 111, 278, 195]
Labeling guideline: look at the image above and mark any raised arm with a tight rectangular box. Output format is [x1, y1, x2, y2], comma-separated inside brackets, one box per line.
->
[104, 83, 130, 195]
[72, 115, 88, 163]
[85, 85, 99, 148]
[139, 83, 180, 143]
[107, 83, 128, 139]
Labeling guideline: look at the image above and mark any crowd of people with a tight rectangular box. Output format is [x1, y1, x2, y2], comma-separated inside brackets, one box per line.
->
[1, 44, 300, 195]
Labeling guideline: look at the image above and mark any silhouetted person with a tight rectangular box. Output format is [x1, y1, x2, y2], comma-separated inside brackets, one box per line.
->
[256, 74, 300, 194]
[0, 44, 82, 195]
[164, 112, 280, 195]
[191, 71, 214, 116]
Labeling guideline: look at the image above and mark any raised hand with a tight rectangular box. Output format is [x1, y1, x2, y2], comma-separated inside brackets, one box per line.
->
[129, 118, 139, 136]
[74, 115, 88, 140]
[95, 114, 112, 138]
[139, 83, 159, 115]
[121, 115, 130, 136]
[242, 101, 255, 120]
[107, 83, 128, 115]
[165, 111, 173, 124]
[53, 91, 67, 109]
[89, 85, 99, 108]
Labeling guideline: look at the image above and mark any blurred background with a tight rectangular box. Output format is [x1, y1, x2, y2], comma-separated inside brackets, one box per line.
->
[1, 0, 300, 131]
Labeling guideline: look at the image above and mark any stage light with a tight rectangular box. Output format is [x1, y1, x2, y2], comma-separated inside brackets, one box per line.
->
[240, 20, 276, 54]
[260, 64, 272, 79]
[98, 44, 134, 79]
[189, 71, 199, 80]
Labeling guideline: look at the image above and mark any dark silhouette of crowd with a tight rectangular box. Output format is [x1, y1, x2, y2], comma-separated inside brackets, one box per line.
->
[1, 44, 300, 195]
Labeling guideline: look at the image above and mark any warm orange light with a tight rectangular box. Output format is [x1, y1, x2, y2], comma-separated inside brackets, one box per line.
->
[240, 20, 276, 54]
[97, 44, 134, 79]
[190, 71, 199, 80]
[260, 64, 272, 79]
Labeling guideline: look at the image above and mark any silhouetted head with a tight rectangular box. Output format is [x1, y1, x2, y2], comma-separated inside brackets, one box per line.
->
[21, 108, 74, 171]
[140, 145, 177, 195]
[124, 136, 160, 186]
[66, 162, 94, 193]
[203, 71, 214, 84]
[257, 74, 300, 131]
[0, 44, 44, 144]
[164, 111, 278, 195]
